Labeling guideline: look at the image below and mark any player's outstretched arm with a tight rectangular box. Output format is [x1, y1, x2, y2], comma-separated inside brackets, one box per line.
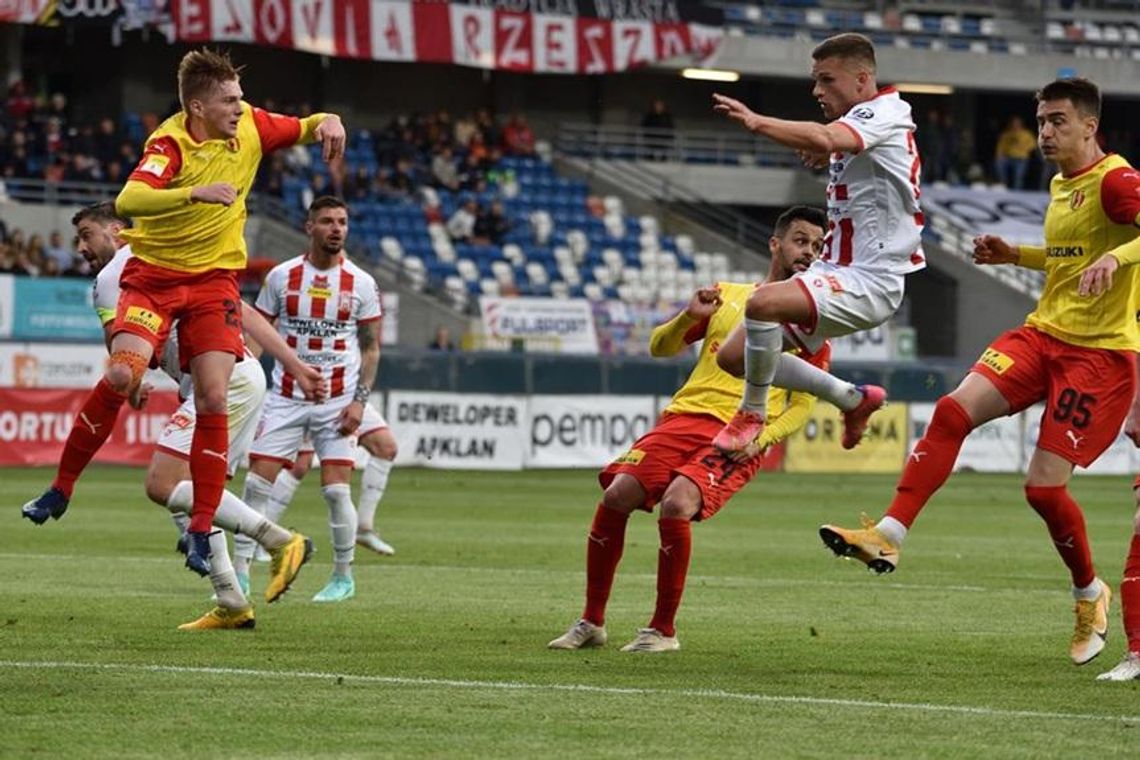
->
[972, 234, 1038, 269]
[239, 302, 328, 401]
[712, 93, 860, 154]
[649, 285, 721, 357]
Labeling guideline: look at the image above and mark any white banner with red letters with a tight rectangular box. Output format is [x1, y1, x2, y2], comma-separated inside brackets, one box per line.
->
[165, 0, 723, 73]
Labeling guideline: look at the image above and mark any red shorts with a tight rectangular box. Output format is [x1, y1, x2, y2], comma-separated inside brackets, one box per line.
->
[599, 412, 763, 521]
[972, 326, 1135, 468]
[113, 258, 245, 370]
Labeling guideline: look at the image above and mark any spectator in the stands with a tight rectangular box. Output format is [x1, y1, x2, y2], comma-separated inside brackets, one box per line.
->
[0, 242, 30, 276]
[300, 172, 330, 212]
[641, 98, 675, 160]
[432, 145, 460, 191]
[458, 152, 487, 193]
[454, 113, 477, 148]
[6, 81, 35, 122]
[390, 157, 419, 197]
[474, 200, 511, 245]
[502, 113, 536, 156]
[94, 117, 120, 168]
[43, 230, 74, 271]
[447, 197, 479, 242]
[993, 115, 1036, 190]
[428, 325, 456, 351]
[476, 108, 501, 147]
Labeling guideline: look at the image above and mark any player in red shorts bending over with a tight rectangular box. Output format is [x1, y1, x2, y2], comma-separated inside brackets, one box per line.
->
[21, 49, 345, 580]
[548, 206, 828, 652]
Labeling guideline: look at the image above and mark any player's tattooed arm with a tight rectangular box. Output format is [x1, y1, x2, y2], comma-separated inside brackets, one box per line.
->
[354, 318, 382, 404]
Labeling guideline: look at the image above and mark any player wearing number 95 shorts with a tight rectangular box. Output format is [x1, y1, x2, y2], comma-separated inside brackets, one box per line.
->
[820, 77, 1140, 672]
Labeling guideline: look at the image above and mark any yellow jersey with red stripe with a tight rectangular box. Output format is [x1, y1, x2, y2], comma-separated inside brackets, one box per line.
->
[1025, 154, 1140, 350]
[661, 281, 831, 427]
[118, 103, 325, 273]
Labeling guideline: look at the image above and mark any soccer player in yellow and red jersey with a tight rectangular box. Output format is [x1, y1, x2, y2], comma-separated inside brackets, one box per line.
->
[21, 49, 345, 580]
[820, 78, 1140, 668]
[548, 206, 828, 653]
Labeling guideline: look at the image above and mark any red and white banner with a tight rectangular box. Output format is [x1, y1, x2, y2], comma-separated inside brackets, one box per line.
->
[166, 0, 722, 73]
[0, 388, 182, 467]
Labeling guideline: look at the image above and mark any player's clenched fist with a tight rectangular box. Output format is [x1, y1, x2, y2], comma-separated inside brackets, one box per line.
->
[190, 182, 238, 206]
[314, 114, 346, 163]
[685, 285, 723, 321]
[972, 234, 1018, 266]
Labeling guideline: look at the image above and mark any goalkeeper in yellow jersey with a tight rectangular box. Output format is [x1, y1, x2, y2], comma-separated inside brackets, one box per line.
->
[548, 206, 828, 653]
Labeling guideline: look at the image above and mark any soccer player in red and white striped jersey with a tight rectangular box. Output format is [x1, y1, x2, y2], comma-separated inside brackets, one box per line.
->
[710, 33, 923, 457]
[242, 196, 382, 603]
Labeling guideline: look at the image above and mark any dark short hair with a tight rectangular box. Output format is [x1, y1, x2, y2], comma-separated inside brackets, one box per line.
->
[774, 206, 827, 238]
[308, 195, 349, 219]
[178, 48, 242, 110]
[71, 201, 129, 229]
[1036, 77, 1101, 120]
[812, 33, 876, 71]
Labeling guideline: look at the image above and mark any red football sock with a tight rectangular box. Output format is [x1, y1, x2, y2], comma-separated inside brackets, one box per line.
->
[885, 396, 974, 528]
[1025, 485, 1096, 589]
[582, 504, 630, 627]
[1122, 534, 1140, 654]
[52, 378, 127, 498]
[649, 518, 693, 638]
[187, 413, 228, 533]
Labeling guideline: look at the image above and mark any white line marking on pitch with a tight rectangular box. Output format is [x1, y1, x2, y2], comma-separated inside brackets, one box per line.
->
[1, 660, 1136, 724]
[0, 552, 991, 593]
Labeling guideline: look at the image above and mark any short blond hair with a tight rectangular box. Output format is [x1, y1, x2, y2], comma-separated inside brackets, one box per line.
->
[812, 33, 876, 73]
[177, 48, 242, 110]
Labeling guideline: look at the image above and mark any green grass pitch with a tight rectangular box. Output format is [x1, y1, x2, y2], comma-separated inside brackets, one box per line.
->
[3, 465, 1140, 758]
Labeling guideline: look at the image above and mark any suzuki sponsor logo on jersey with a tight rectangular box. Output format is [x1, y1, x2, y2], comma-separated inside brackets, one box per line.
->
[1046, 245, 1085, 258]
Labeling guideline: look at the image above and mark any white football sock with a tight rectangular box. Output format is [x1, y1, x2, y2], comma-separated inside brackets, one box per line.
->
[774, 353, 863, 411]
[358, 457, 393, 532]
[874, 516, 908, 547]
[207, 530, 248, 610]
[1073, 578, 1103, 601]
[742, 318, 782, 416]
[322, 483, 357, 577]
[234, 473, 274, 574]
[170, 511, 190, 536]
[266, 469, 302, 526]
[168, 479, 290, 551]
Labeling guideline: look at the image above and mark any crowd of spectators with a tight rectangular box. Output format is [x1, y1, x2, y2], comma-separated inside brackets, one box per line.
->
[0, 221, 85, 277]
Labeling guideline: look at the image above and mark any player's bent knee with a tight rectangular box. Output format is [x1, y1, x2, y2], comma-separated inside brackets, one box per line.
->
[659, 481, 701, 520]
[195, 389, 228, 415]
[144, 469, 177, 508]
[106, 350, 148, 393]
[363, 432, 398, 460]
[601, 483, 641, 514]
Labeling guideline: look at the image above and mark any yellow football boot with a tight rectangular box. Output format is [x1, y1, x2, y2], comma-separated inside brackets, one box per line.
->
[819, 513, 900, 574]
[1071, 580, 1110, 665]
[265, 533, 315, 603]
[177, 605, 256, 631]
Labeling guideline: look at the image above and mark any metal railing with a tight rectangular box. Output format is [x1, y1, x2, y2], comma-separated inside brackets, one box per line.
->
[556, 123, 799, 169]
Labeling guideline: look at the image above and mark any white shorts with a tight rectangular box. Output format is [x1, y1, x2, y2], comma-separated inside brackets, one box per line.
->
[296, 402, 387, 456]
[155, 357, 268, 477]
[784, 261, 904, 355]
[251, 396, 387, 467]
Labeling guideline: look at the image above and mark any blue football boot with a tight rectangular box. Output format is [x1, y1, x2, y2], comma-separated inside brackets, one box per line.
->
[21, 487, 70, 525]
[185, 531, 212, 577]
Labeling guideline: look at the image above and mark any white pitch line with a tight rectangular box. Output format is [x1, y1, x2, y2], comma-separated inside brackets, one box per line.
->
[1, 660, 1136, 724]
[0, 552, 996, 594]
